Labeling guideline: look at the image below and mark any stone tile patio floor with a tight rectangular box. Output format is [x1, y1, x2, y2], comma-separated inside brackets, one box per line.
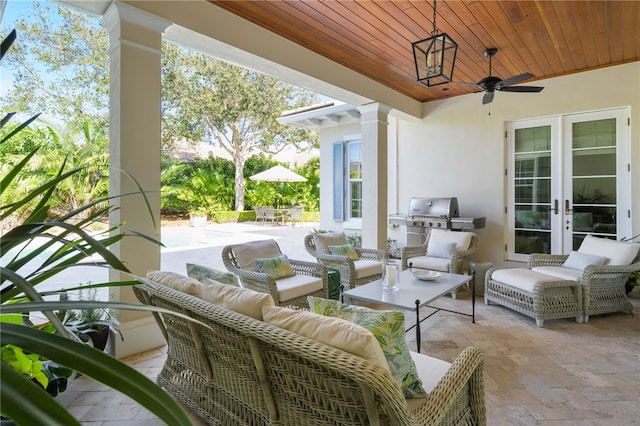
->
[56, 222, 640, 425]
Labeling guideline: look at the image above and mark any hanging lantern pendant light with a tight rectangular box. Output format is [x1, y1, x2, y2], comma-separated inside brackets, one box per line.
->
[412, 0, 458, 87]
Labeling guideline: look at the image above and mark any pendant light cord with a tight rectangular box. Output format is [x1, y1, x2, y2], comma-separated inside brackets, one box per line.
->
[431, 0, 438, 36]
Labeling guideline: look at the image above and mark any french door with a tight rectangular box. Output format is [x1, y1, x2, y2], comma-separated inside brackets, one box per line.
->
[506, 108, 630, 262]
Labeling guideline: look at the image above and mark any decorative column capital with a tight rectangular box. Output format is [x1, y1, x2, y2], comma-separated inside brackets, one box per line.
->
[100, 2, 171, 34]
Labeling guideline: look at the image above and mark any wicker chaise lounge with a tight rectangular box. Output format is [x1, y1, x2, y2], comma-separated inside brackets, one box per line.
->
[485, 235, 640, 326]
[135, 276, 486, 425]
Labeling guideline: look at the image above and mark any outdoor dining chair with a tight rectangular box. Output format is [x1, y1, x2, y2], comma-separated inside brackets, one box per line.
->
[284, 205, 304, 227]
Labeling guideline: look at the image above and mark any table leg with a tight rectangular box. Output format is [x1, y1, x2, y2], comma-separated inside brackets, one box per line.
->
[471, 270, 476, 323]
[415, 299, 421, 353]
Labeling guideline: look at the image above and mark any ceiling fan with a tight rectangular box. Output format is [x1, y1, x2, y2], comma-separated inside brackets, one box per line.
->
[460, 48, 544, 105]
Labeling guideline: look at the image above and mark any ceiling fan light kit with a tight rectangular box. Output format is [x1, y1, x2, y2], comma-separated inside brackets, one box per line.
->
[460, 47, 545, 104]
[412, 0, 458, 87]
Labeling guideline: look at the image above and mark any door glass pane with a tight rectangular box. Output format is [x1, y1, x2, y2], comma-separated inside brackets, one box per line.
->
[515, 230, 551, 254]
[572, 119, 616, 246]
[573, 119, 615, 148]
[573, 147, 615, 176]
[514, 126, 552, 254]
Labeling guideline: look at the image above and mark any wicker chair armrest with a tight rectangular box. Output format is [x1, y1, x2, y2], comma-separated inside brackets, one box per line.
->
[528, 253, 569, 268]
[356, 247, 387, 261]
[313, 251, 354, 265]
[457, 235, 479, 257]
[289, 259, 327, 277]
[412, 346, 486, 425]
[224, 264, 280, 299]
[581, 261, 640, 283]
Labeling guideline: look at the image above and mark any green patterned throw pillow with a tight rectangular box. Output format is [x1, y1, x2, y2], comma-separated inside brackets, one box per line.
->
[307, 296, 427, 398]
[255, 255, 295, 279]
[328, 244, 359, 260]
[186, 263, 240, 286]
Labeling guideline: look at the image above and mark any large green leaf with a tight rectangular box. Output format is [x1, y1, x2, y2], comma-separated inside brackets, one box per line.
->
[1, 324, 192, 426]
[1, 361, 80, 426]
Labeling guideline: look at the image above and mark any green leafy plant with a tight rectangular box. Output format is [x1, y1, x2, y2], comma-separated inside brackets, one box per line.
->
[621, 234, 640, 294]
[59, 285, 122, 351]
[1, 29, 190, 426]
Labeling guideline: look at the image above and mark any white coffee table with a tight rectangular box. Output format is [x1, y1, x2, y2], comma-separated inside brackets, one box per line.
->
[342, 269, 475, 353]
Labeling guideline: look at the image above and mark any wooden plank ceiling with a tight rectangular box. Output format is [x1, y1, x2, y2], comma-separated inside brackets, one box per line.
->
[209, 0, 640, 103]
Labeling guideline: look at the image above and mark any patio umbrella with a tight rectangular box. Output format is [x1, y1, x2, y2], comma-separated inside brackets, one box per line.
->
[249, 165, 307, 183]
[249, 165, 307, 208]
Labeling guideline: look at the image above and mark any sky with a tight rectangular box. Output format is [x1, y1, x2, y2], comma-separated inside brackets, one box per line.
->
[1, 1, 40, 97]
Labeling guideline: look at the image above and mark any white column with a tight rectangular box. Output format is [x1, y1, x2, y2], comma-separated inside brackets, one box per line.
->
[101, 4, 170, 358]
[358, 103, 392, 250]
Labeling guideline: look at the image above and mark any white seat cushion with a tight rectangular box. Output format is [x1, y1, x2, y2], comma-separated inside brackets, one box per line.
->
[275, 274, 324, 302]
[353, 259, 384, 279]
[429, 229, 473, 252]
[491, 268, 575, 293]
[407, 256, 450, 272]
[531, 266, 582, 282]
[406, 351, 451, 411]
[578, 235, 640, 265]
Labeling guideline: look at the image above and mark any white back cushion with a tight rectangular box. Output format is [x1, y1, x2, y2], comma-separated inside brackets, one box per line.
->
[232, 239, 282, 271]
[429, 229, 473, 252]
[201, 278, 274, 320]
[147, 270, 202, 296]
[313, 232, 348, 254]
[578, 235, 640, 265]
[262, 305, 389, 369]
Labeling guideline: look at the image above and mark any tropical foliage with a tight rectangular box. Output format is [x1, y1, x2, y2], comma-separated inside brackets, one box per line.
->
[1, 30, 190, 426]
[162, 42, 320, 211]
[1, 3, 321, 213]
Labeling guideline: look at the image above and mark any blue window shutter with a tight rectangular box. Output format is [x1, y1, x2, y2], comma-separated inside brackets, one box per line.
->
[332, 142, 344, 221]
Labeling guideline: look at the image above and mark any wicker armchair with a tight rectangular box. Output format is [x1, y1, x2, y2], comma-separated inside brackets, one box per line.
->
[401, 229, 479, 273]
[528, 250, 640, 322]
[134, 278, 487, 426]
[304, 233, 387, 291]
[222, 239, 328, 309]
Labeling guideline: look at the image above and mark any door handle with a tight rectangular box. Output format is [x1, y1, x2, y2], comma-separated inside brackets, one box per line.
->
[564, 199, 573, 215]
[553, 199, 559, 215]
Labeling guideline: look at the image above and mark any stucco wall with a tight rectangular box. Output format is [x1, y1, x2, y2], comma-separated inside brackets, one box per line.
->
[404, 62, 639, 269]
[321, 62, 640, 269]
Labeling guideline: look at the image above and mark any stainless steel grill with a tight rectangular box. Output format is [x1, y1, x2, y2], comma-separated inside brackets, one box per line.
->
[406, 197, 485, 246]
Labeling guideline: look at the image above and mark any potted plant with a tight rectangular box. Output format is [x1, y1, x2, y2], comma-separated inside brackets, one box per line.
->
[622, 234, 640, 295]
[60, 286, 122, 352]
[189, 206, 208, 227]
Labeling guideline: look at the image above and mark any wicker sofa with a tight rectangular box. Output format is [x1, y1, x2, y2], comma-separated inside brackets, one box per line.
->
[134, 276, 486, 425]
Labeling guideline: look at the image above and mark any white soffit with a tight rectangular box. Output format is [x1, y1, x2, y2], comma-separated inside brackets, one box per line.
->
[278, 102, 361, 130]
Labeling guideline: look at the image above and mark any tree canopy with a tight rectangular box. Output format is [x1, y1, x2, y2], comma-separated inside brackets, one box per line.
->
[162, 43, 320, 210]
[2, 2, 322, 212]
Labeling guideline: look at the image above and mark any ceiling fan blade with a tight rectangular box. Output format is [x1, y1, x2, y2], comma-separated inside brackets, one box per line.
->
[497, 72, 535, 88]
[499, 85, 544, 93]
[482, 91, 494, 104]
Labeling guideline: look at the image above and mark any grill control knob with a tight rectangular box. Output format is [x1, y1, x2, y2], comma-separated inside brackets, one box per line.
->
[428, 222, 433, 227]
[437, 222, 442, 227]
